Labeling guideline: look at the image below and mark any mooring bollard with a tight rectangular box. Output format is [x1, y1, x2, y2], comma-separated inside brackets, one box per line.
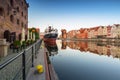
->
[36, 65, 44, 73]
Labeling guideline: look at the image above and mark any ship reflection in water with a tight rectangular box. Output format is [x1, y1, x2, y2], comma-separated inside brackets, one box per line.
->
[45, 41, 58, 56]
[61, 40, 120, 59]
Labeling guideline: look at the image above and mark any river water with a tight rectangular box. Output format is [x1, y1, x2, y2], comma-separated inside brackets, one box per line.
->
[46, 40, 120, 80]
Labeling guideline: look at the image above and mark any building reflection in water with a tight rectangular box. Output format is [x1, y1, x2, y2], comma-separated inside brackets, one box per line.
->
[61, 40, 67, 49]
[61, 40, 120, 59]
[45, 41, 58, 56]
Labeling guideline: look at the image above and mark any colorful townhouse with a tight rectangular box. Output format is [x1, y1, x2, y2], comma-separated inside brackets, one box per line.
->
[75, 30, 81, 39]
[107, 25, 112, 38]
[61, 29, 67, 39]
[67, 30, 76, 39]
[61, 24, 120, 39]
[77, 28, 88, 39]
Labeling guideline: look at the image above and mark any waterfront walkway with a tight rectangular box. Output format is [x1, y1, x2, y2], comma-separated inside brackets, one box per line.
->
[26, 41, 59, 80]
[0, 40, 59, 80]
[26, 42, 46, 80]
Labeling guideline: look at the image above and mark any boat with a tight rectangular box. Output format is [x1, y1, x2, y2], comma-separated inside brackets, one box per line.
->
[44, 26, 58, 43]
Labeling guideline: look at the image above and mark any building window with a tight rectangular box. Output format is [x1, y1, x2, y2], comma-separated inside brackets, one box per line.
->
[24, 24, 26, 28]
[10, 0, 14, 7]
[25, 24, 27, 28]
[25, 15, 26, 19]
[16, 7, 19, 12]
[21, 12, 23, 16]
[0, 7, 4, 16]
[7, 5, 10, 15]
[24, 7, 27, 11]
[22, 2, 23, 6]
[21, 22, 23, 27]
[17, 19, 19, 25]
[10, 15, 14, 23]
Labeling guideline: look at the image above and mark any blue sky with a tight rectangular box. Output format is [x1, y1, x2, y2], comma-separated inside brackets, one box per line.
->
[26, 0, 120, 34]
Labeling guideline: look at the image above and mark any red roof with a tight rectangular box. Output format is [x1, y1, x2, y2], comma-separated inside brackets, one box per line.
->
[94, 27, 99, 31]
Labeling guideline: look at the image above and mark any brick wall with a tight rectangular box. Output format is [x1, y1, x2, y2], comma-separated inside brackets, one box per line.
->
[0, 0, 29, 40]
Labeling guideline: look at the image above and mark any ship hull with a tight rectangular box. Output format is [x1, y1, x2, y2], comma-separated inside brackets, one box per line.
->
[44, 33, 58, 38]
[44, 33, 58, 43]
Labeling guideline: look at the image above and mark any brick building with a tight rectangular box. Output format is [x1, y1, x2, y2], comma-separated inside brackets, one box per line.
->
[0, 0, 29, 42]
[61, 29, 67, 39]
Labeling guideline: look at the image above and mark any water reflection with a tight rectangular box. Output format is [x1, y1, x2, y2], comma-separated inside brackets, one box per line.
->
[61, 40, 67, 49]
[45, 42, 58, 56]
[62, 40, 120, 59]
[49, 40, 120, 80]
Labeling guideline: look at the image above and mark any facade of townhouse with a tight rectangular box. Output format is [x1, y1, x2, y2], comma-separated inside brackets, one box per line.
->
[111, 24, 119, 38]
[83, 28, 88, 39]
[67, 30, 76, 39]
[97, 26, 104, 38]
[87, 29, 91, 39]
[79, 29, 84, 38]
[88, 28, 95, 38]
[63, 24, 120, 39]
[102, 26, 107, 38]
[0, 0, 29, 42]
[94, 27, 99, 38]
[61, 29, 67, 39]
[115, 24, 120, 38]
[67, 31, 72, 39]
[75, 30, 81, 39]
[107, 25, 112, 38]
[78, 28, 88, 39]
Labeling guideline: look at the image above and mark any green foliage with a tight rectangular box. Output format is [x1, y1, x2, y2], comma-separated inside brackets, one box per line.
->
[13, 40, 21, 47]
[26, 40, 31, 45]
[30, 39, 34, 44]
[26, 39, 35, 45]
[21, 41, 27, 49]
[22, 41, 26, 46]
[29, 27, 40, 40]
[35, 32, 39, 40]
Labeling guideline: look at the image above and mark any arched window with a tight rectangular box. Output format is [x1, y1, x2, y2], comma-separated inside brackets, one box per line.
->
[17, 19, 19, 25]
[10, 15, 14, 23]
[0, 7, 4, 16]
[10, 0, 14, 6]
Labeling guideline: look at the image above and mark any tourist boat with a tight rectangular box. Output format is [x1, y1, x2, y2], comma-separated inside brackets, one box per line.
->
[44, 26, 58, 43]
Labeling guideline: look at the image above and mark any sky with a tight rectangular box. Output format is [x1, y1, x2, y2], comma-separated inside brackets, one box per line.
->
[26, 0, 120, 34]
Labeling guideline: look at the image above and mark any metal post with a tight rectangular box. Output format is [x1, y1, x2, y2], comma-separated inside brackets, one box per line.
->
[22, 51, 26, 80]
[32, 46, 34, 67]
[35, 43, 37, 58]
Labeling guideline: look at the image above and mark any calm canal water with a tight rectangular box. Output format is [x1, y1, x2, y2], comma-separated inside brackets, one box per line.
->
[46, 40, 120, 80]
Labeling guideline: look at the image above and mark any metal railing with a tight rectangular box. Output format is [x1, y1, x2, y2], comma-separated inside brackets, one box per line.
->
[0, 39, 42, 80]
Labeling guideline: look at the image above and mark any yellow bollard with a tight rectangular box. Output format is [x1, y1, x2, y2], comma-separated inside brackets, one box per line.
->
[36, 65, 44, 73]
